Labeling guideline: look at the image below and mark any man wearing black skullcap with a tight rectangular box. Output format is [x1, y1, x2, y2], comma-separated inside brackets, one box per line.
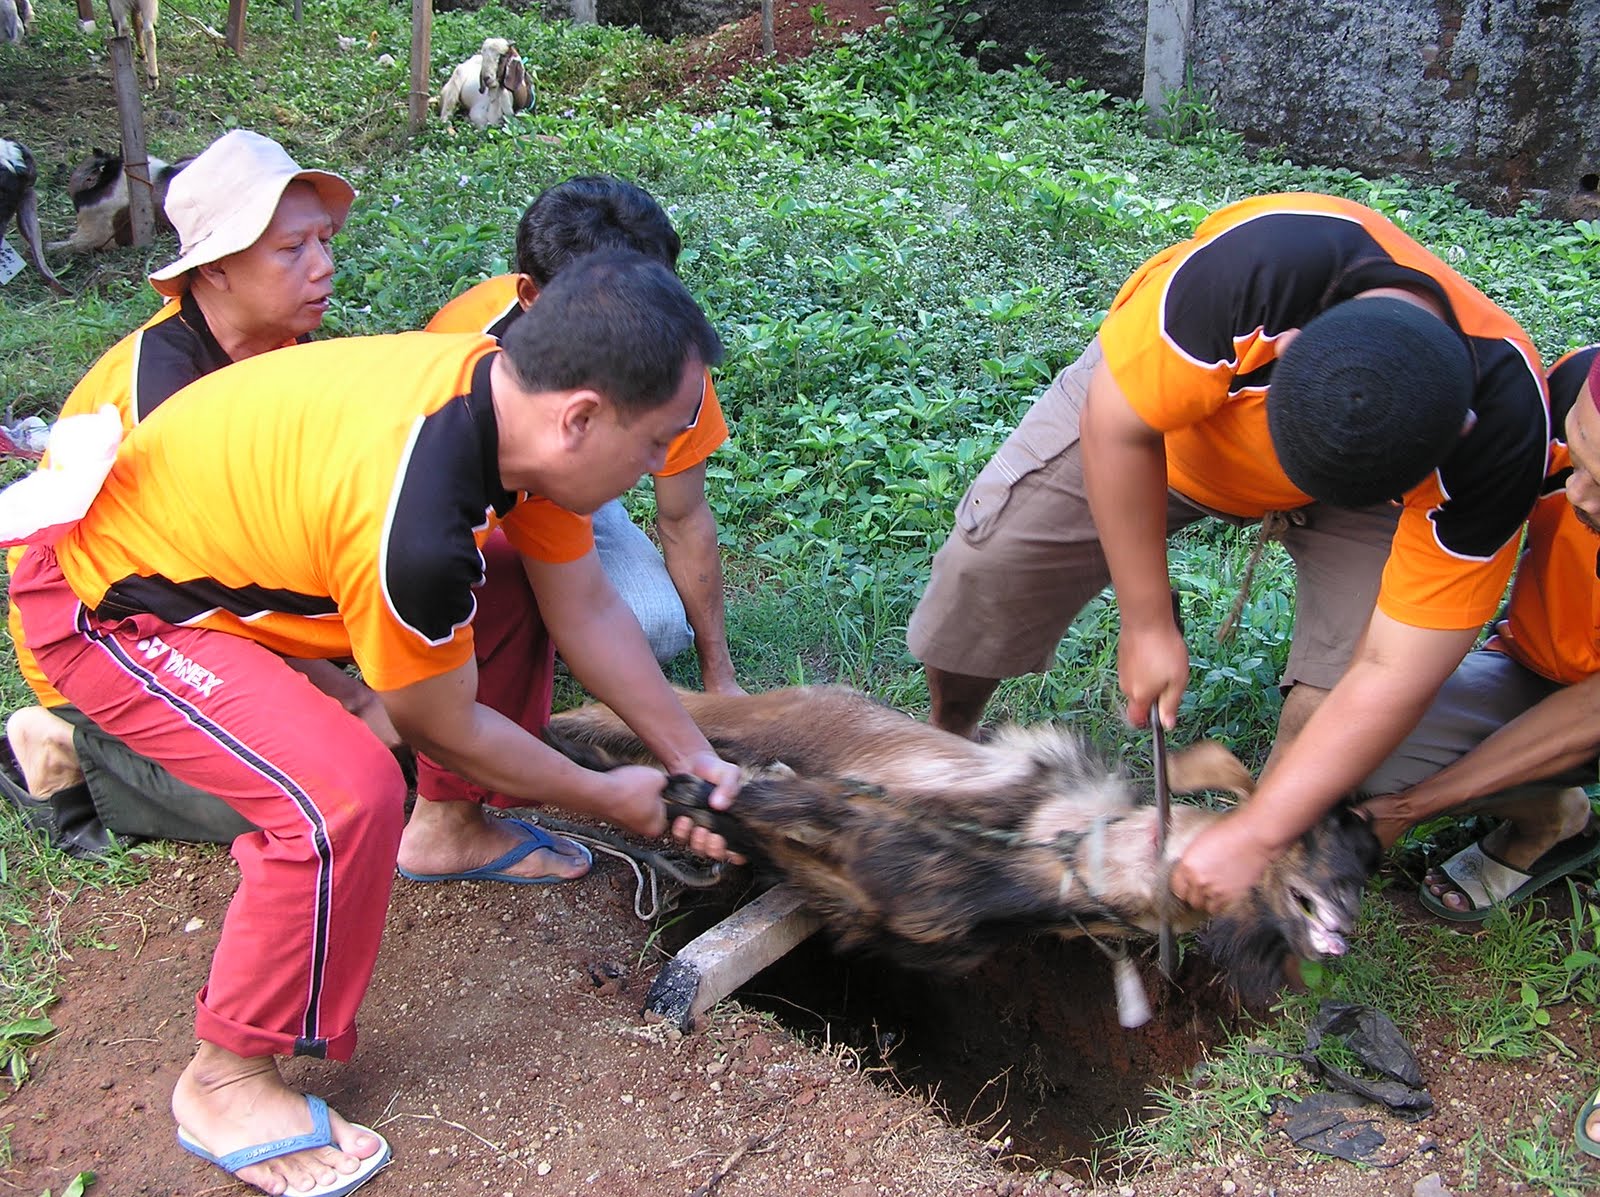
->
[907, 192, 1549, 913]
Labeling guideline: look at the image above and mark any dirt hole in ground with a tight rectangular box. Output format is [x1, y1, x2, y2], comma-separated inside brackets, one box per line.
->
[661, 895, 1245, 1175]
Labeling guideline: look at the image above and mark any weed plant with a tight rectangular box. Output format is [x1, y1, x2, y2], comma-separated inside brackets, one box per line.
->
[2, 0, 1599, 1185]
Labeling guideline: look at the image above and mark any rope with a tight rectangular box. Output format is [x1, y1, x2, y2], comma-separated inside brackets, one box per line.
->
[1215, 509, 1293, 645]
[508, 811, 725, 923]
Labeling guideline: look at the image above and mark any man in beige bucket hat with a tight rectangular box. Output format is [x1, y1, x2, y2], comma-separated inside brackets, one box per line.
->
[4, 127, 371, 857]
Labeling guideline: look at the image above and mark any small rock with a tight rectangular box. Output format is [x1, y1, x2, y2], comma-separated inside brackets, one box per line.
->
[183, 917, 204, 933]
[1412, 1175, 1454, 1197]
[536, 1160, 552, 1176]
[377, 52, 395, 66]
[1221, 1182, 1237, 1196]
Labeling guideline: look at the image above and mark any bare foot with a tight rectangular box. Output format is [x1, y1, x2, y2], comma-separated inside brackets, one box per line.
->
[1425, 788, 1593, 914]
[1587, 1103, 1600, 1148]
[6, 707, 84, 798]
[172, 1044, 384, 1195]
[395, 798, 590, 882]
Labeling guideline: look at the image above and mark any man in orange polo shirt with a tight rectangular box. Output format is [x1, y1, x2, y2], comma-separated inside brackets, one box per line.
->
[8, 251, 741, 1195]
[3, 129, 359, 855]
[1362, 345, 1600, 1160]
[908, 193, 1550, 913]
[427, 174, 742, 696]
[1361, 345, 1600, 915]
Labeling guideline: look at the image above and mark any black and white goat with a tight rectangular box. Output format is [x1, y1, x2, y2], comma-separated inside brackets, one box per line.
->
[439, 37, 533, 130]
[49, 147, 189, 254]
[0, 140, 67, 293]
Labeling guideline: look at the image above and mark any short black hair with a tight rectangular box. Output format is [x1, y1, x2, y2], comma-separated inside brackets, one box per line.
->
[501, 249, 723, 418]
[515, 175, 682, 285]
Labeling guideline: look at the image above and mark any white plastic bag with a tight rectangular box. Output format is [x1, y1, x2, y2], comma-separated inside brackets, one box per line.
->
[0, 405, 123, 547]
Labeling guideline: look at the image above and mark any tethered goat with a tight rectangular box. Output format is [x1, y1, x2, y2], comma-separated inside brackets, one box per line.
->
[439, 37, 533, 130]
[545, 685, 1379, 999]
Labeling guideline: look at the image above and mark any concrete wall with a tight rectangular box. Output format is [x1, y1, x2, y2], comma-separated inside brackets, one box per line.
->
[957, 0, 1599, 217]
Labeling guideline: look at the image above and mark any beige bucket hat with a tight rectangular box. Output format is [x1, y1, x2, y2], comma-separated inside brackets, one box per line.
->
[149, 129, 356, 298]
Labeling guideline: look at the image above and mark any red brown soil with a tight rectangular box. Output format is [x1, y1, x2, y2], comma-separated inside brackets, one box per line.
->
[8, 836, 1597, 1197]
[683, 0, 898, 90]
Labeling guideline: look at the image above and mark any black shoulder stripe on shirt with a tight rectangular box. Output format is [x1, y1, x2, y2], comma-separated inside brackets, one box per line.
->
[131, 291, 232, 423]
[1548, 346, 1599, 433]
[1162, 211, 1389, 369]
[380, 354, 516, 645]
[1428, 337, 1549, 560]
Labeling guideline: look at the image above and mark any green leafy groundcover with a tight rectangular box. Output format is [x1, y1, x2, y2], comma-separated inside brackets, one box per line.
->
[2, 3, 1598, 1188]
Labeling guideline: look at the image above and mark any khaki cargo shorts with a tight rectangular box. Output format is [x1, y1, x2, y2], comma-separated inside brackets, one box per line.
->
[907, 339, 1401, 690]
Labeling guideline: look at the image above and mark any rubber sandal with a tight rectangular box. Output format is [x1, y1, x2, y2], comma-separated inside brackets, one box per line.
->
[397, 816, 593, 885]
[1419, 822, 1600, 924]
[1577, 1083, 1600, 1160]
[178, 1093, 391, 1197]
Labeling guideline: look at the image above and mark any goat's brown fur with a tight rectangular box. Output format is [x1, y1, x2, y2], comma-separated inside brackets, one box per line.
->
[545, 685, 1377, 995]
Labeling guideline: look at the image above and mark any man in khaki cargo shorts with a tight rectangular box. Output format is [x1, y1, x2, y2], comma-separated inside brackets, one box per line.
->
[908, 192, 1551, 914]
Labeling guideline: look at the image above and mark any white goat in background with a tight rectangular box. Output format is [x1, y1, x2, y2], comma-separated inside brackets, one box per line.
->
[107, 0, 159, 87]
[439, 37, 533, 130]
[1, 0, 32, 44]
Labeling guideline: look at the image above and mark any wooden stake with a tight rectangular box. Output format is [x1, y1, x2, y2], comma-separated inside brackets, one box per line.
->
[107, 32, 154, 247]
[225, 0, 247, 55]
[409, 0, 433, 135]
[761, 0, 775, 56]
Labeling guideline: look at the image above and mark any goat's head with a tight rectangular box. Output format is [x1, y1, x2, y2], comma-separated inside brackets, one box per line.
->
[1201, 805, 1380, 999]
[478, 37, 513, 92]
[501, 49, 528, 95]
[66, 148, 120, 203]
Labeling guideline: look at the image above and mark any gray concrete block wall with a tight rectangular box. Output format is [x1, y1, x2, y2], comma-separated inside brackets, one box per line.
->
[1187, 0, 1597, 215]
[956, 0, 1598, 215]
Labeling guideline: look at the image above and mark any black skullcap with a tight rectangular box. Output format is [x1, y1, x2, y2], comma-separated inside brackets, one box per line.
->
[1267, 296, 1473, 508]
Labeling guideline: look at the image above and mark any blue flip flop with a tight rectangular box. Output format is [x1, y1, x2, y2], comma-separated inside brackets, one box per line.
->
[1578, 1084, 1600, 1160]
[397, 816, 594, 885]
[178, 1093, 391, 1197]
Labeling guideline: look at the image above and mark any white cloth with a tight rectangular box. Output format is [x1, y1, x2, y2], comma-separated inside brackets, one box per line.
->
[0, 405, 122, 547]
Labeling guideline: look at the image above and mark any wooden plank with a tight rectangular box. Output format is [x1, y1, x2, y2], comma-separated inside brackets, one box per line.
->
[409, 0, 433, 136]
[107, 34, 154, 247]
[644, 884, 821, 1033]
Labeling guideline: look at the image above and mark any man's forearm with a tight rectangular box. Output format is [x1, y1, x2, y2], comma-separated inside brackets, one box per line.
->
[1393, 669, 1600, 812]
[657, 504, 738, 691]
[1248, 630, 1474, 847]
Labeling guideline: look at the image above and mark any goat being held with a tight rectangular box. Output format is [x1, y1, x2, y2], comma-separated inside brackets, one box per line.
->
[439, 37, 533, 130]
[545, 685, 1379, 999]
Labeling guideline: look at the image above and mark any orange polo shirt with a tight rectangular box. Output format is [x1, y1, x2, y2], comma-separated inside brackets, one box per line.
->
[1487, 346, 1600, 684]
[427, 274, 728, 477]
[53, 333, 593, 692]
[1099, 192, 1549, 631]
[9, 291, 297, 706]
